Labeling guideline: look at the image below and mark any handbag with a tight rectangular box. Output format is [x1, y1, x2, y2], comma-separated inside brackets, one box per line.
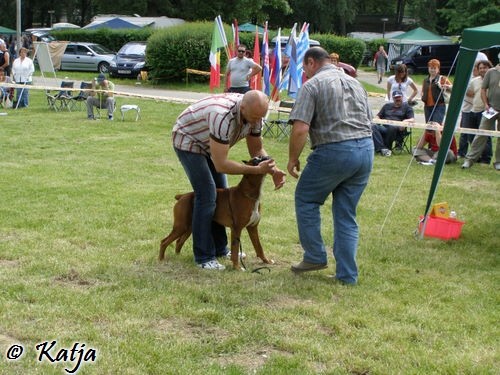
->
[439, 75, 450, 104]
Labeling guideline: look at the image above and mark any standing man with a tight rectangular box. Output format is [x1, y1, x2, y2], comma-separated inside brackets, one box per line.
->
[224, 44, 262, 94]
[172, 90, 286, 270]
[86, 73, 115, 120]
[374, 45, 388, 84]
[462, 60, 500, 170]
[287, 47, 373, 285]
[11, 47, 34, 108]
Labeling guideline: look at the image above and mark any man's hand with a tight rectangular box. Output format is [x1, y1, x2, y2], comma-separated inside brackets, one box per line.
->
[271, 169, 286, 190]
[287, 159, 301, 179]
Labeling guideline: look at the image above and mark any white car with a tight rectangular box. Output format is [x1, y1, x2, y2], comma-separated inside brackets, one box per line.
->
[61, 42, 115, 73]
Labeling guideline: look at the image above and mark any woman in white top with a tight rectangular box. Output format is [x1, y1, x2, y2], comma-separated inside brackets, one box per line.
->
[386, 63, 418, 104]
[11, 47, 35, 108]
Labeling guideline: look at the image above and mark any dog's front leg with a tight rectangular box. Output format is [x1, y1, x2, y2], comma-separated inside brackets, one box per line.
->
[246, 225, 274, 265]
[230, 229, 245, 270]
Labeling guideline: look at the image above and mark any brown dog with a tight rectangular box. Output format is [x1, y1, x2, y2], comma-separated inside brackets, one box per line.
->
[159, 156, 274, 270]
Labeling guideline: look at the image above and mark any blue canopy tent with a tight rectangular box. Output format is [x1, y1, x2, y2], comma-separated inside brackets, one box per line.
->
[420, 22, 500, 237]
[238, 23, 264, 34]
[84, 18, 142, 30]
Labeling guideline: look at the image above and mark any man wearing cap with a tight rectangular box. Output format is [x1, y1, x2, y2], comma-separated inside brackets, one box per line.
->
[372, 90, 415, 153]
[86, 73, 115, 120]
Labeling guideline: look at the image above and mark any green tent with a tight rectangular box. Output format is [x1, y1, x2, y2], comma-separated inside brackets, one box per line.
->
[420, 22, 500, 236]
[387, 27, 454, 61]
[0, 26, 16, 35]
[238, 23, 264, 34]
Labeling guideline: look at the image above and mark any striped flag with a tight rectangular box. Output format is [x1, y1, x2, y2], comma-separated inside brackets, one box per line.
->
[288, 22, 310, 97]
[270, 28, 282, 101]
[209, 15, 228, 91]
[279, 23, 297, 97]
[262, 22, 270, 96]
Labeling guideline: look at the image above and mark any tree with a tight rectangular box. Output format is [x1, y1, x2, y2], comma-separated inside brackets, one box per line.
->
[439, 0, 500, 34]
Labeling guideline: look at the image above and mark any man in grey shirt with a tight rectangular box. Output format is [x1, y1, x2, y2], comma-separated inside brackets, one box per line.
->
[287, 47, 374, 285]
[225, 44, 262, 94]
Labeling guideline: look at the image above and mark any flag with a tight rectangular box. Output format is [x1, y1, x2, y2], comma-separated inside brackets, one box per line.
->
[279, 23, 297, 97]
[209, 15, 228, 91]
[287, 33, 299, 97]
[295, 23, 310, 91]
[262, 21, 270, 96]
[251, 26, 262, 90]
[270, 27, 282, 101]
[230, 19, 239, 58]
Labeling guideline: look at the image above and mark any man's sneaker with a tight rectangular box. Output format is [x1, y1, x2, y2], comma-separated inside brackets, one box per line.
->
[462, 160, 472, 169]
[291, 261, 328, 273]
[108, 115, 114, 120]
[197, 260, 225, 270]
[380, 148, 392, 157]
[494, 162, 500, 171]
[87, 115, 95, 120]
[419, 161, 434, 166]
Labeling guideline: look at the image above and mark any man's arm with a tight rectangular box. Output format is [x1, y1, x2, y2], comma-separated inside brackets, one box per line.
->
[0, 52, 9, 70]
[480, 87, 489, 111]
[209, 137, 275, 175]
[287, 120, 309, 178]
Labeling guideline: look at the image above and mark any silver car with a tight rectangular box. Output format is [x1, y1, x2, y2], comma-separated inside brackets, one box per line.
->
[61, 42, 115, 73]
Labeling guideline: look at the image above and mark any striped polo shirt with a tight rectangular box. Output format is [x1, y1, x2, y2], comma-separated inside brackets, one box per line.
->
[172, 93, 262, 156]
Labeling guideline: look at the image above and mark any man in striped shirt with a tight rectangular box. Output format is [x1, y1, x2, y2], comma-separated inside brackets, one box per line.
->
[172, 90, 286, 270]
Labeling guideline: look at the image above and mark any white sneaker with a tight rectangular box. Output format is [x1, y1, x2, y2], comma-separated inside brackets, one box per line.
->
[462, 160, 472, 169]
[225, 251, 246, 259]
[197, 260, 225, 270]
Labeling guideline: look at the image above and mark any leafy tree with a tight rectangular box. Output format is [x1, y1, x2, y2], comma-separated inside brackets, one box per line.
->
[439, 0, 500, 34]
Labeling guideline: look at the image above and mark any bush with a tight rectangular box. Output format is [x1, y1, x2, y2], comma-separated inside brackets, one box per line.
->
[312, 33, 366, 68]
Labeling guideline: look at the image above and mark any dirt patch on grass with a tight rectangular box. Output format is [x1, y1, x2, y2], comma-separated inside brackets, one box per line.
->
[0, 259, 18, 267]
[216, 347, 293, 372]
[54, 268, 95, 287]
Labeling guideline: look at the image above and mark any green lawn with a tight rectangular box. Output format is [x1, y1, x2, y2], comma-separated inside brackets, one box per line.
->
[0, 88, 498, 374]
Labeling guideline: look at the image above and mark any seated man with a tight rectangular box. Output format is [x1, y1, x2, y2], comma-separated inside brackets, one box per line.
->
[372, 90, 415, 153]
[86, 73, 115, 120]
[413, 122, 458, 165]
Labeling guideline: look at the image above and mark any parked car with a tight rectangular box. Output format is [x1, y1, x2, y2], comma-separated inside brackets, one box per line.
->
[390, 43, 460, 74]
[109, 42, 147, 78]
[60, 42, 115, 73]
[270, 36, 357, 78]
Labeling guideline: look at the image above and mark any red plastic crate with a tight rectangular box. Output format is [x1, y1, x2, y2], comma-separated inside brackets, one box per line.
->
[419, 215, 465, 240]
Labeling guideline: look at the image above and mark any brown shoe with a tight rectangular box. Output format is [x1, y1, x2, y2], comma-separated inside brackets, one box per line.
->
[291, 261, 328, 273]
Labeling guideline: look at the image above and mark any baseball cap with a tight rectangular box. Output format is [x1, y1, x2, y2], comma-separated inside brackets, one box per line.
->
[97, 73, 106, 83]
[392, 90, 403, 98]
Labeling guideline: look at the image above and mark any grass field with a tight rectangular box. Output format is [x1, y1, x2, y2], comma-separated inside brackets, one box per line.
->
[0, 87, 498, 374]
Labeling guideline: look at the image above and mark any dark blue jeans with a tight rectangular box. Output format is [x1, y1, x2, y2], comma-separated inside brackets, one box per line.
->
[458, 111, 492, 162]
[174, 148, 228, 264]
[424, 104, 446, 124]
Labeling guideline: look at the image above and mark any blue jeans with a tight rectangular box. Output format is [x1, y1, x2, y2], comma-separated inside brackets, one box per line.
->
[15, 84, 30, 108]
[295, 137, 374, 284]
[424, 104, 446, 124]
[174, 148, 228, 264]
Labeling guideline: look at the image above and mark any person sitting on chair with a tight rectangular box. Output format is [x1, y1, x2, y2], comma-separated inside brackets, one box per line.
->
[413, 122, 458, 165]
[372, 90, 415, 154]
[87, 73, 115, 120]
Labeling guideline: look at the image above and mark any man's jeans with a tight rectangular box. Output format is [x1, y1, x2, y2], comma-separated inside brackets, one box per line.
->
[174, 148, 228, 264]
[295, 137, 374, 284]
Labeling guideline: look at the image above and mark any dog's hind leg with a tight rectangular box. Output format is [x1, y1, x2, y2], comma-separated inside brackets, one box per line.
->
[175, 230, 192, 253]
[246, 225, 274, 265]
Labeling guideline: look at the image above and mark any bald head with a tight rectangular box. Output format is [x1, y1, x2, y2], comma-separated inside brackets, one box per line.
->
[241, 90, 268, 123]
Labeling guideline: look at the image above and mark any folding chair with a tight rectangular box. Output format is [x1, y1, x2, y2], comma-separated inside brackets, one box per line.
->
[262, 100, 294, 141]
[70, 81, 92, 111]
[46, 81, 74, 112]
[392, 128, 412, 154]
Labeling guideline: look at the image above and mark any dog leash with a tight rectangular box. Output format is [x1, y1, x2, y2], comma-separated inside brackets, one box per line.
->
[235, 239, 271, 274]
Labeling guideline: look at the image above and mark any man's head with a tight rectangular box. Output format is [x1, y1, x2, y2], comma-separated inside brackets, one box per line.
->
[303, 47, 331, 78]
[392, 90, 403, 106]
[476, 60, 493, 78]
[97, 73, 106, 84]
[240, 90, 268, 125]
[237, 45, 247, 59]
